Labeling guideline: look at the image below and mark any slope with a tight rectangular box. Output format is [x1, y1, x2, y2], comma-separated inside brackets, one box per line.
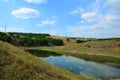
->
[0, 40, 89, 80]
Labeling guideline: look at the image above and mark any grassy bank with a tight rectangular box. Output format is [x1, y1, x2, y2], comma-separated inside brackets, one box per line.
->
[35, 37, 120, 64]
[33, 46, 119, 64]
[0, 41, 90, 80]
[39, 36, 120, 58]
[1, 32, 120, 80]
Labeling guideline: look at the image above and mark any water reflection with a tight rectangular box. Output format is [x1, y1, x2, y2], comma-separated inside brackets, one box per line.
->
[27, 49, 120, 79]
[40, 55, 120, 79]
[27, 49, 62, 57]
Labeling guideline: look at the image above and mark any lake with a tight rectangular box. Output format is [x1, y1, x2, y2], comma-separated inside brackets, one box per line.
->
[27, 49, 120, 79]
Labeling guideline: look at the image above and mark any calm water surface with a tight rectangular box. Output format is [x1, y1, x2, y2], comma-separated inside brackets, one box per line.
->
[28, 50, 120, 79]
[40, 55, 120, 79]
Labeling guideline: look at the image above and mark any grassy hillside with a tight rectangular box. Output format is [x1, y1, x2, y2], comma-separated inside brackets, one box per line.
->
[64, 39, 120, 57]
[0, 40, 90, 80]
[0, 32, 64, 46]
[44, 36, 120, 57]
[0, 32, 120, 80]
[39, 36, 120, 64]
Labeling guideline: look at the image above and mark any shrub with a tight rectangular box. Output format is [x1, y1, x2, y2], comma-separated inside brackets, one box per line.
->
[52, 39, 63, 46]
[19, 37, 34, 46]
[66, 38, 70, 42]
[48, 38, 64, 46]
[84, 43, 91, 48]
[0, 32, 12, 42]
[118, 44, 120, 47]
[76, 39, 84, 43]
[36, 38, 48, 46]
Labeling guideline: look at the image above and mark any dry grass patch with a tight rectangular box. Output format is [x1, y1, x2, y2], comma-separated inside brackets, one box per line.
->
[0, 41, 90, 80]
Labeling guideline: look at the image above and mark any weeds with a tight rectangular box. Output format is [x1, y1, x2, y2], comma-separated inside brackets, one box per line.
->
[0, 40, 88, 80]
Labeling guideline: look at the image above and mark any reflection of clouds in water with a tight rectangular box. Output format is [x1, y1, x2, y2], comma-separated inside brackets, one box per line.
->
[56, 56, 120, 78]
[64, 56, 87, 64]
[64, 56, 101, 68]
[41, 55, 120, 78]
[80, 63, 120, 78]
[79, 66, 84, 70]
[80, 68, 97, 78]
[94, 64, 120, 78]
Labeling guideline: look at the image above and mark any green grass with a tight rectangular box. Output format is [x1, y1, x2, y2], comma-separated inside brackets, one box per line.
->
[0, 41, 91, 80]
[37, 38, 120, 64]
[38, 46, 120, 64]
[41, 37, 120, 58]
[1, 34, 120, 80]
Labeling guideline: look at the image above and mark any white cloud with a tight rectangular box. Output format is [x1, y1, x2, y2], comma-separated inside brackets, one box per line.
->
[37, 20, 56, 27]
[68, 12, 120, 38]
[70, 7, 84, 14]
[49, 30, 59, 36]
[81, 12, 98, 22]
[67, 0, 120, 38]
[11, 8, 40, 19]
[67, 24, 120, 38]
[24, 0, 47, 4]
[52, 16, 58, 20]
[98, 14, 120, 28]
[104, 0, 120, 8]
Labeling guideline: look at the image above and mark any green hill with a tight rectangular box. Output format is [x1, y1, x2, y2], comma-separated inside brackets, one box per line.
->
[0, 40, 90, 80]
[46, 36, 120, 57]
[0, 32, 120, 80]
[0, 32, 64, 46]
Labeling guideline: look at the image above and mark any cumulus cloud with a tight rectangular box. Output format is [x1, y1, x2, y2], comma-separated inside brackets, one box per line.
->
[37, 20, 56, 27]
[97, 14, 120, 28]
[11, 8, 40, 19]
[67, 24, 120, 38]
[81, 12, 97, 22]
[68, 0, 120, 38]
[104, 0, 120, 8]
[48, 30, 59, 36]
[70, 7, 84, 14]
[24, 0, 47, 4]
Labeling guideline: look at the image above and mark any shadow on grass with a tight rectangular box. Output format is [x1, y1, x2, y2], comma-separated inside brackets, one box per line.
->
[26, 49, 62, 57]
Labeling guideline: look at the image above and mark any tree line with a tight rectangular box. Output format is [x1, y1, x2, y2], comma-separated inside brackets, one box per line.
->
[0, 32, 64, 46]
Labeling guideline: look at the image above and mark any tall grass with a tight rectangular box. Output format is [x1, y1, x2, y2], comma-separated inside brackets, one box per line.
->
[0, 41, 90, 80]
[39, 39, 120, 64]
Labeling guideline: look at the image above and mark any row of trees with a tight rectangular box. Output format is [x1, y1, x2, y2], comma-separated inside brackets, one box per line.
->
[19, 37, 63, 46]
[0, 32, 12, 42]
[0, 32, 64, 46]
[76, 39, 85, 43]
[8, 32, 50, 38]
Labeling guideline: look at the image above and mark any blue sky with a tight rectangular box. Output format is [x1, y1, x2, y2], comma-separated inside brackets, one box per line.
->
[0, 0, 120, 38]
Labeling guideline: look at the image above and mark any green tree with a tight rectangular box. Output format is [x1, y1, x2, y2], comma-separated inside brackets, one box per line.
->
[36, 38, 48, 46]
[76, 39, 84, 43]
[48, 38, 64, 46]
[19, 37, 34, 46]
[0, 32, 12, 42]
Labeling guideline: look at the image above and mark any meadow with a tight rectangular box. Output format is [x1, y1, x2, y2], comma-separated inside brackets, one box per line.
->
[0, 32, 120, 80]
[0, 40, 91, 80]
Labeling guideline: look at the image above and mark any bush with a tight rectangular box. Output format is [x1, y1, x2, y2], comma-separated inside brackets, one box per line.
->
[0, 32, 64, 46]
[35, 38, 48, 46]
[19, 37, 34, 46]
[48, 38, 64, 46]
[0, 32, 12, 42]
[66, 38, 70, 42]
[76, 39, 84, 43]
[118, 44, 120, 47]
